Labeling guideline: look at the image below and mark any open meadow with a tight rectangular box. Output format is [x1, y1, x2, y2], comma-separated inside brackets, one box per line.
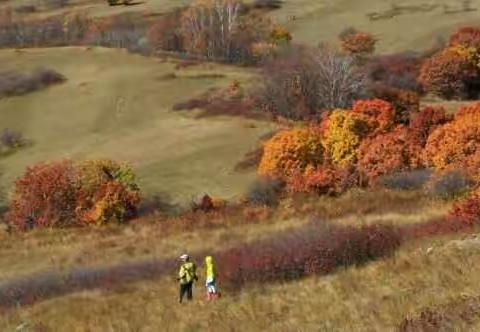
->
[1, 0, 480, 331]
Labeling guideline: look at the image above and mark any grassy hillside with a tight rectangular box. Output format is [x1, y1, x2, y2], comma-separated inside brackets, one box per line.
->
[5, 0, 480, 54]
[272, 0, 480, 53]
[0, 192, 469, 331]
[0, 47, 276, 206]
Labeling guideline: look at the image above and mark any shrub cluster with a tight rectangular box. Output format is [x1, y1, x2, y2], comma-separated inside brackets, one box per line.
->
[8, 159, 140, 230]
[217, 220, 402, 288]
[0, 68, 66, 98]
[257, 97, 480, 193]
[419, 26, 480, 99]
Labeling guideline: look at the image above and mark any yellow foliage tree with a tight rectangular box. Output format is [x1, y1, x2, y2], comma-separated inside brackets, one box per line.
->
[321, 110, 368, 165]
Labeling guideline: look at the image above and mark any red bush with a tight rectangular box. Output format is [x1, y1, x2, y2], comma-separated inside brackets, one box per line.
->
[418, 46, 479, 99]
[340, 31, 376, 55]
[351, 98, 396, 135]
[357, 126, 415, 180]
[217, 221, 401, 288]
[7, 160, 78, 229]
[448, 190, 480, 226]
[408, 106, 452, 147]
[449, 26, 480, 49]
[372, 85, 420, 124]
[287, 165, 360, 196]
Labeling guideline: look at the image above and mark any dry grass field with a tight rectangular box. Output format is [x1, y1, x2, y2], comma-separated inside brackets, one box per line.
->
[0, 47, 276, 206]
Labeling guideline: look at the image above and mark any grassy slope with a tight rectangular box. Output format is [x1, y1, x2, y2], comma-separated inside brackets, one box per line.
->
[0, 47, 276, 205]
[269, 0, 480, 54]
[0, 191, 454, 331]
[0, 190, 448, 282]
[0, 218, 476, 331]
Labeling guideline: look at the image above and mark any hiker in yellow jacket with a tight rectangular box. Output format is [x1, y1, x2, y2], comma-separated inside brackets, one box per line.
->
[205, 255, 220, 301]
[177, 254, 198, 303]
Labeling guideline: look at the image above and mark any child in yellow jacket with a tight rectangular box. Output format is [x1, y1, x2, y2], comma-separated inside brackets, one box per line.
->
[205, 256, 219, 301]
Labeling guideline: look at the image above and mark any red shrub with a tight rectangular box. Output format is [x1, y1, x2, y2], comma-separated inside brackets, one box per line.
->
[408, 106, 452, 147]
[217, 221, 402, 288]
[340, 31, 376, 55]
[7, 160, 78, 229]
[448, 190, 480, 226]
[449, 26, 480, 49]
[357, 126, 416, 180]
[418, 46, 480, 99]
[8, 159, 140, 230]
[351, 98, 396, 135]
[372, 85, 420, 124]
[287, 166, 360, 196]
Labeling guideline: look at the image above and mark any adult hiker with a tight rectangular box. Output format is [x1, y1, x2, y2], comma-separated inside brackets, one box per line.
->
[204, 255, 220, 301]
[177, 254, 198, 303]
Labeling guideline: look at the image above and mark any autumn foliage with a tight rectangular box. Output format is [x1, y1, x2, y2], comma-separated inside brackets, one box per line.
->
[449, 189, 480, 226]
[351, 99, 396, 135]
[8, 159, 140, 230]
[424, 103, 480, 178]
[357, 126, 415, 180]
[419, 27, 480, 99]
[448, 26, 480, 49]
[218, 221, 401, 288]
[321, 109, 367, 165]
[339, 30, 376, 55]
[258, 127, 324, 179]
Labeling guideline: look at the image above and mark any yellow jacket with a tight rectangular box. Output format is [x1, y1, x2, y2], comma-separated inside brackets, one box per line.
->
[178, 261, 197, 285]
[205, 256, 216, 280]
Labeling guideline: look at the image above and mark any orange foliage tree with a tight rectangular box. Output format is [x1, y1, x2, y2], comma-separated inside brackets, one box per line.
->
[351, 99, 396, 135]
[424, 103, 480, 178]
[258, 127, 324, 179]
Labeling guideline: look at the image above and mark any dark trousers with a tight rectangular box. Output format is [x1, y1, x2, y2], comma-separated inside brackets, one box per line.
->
[179, 282, 193, 303]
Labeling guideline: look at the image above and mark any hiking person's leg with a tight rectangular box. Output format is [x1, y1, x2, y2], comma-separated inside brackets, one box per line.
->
[186, 282, 193, 301]
[179, 283, 187, 303]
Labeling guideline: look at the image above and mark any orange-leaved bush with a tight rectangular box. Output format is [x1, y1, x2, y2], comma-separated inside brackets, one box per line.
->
[258, 127, 324, 179]
[424, 103, 480, 178]
[321, 109, 368, 165]
[418, 45, 480, 99]
[75, 159, 140, 225]
[340, 31, 376, 55]
[8, 159, 140, 230]
[351, 98, 396, 135]
[357, 126, 415, 180]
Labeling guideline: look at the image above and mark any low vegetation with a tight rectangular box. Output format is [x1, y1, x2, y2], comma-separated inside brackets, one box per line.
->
[0, 68, 65, 98]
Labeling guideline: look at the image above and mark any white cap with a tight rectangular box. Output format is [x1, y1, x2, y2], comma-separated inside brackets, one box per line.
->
[180, 254, 189, 260]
